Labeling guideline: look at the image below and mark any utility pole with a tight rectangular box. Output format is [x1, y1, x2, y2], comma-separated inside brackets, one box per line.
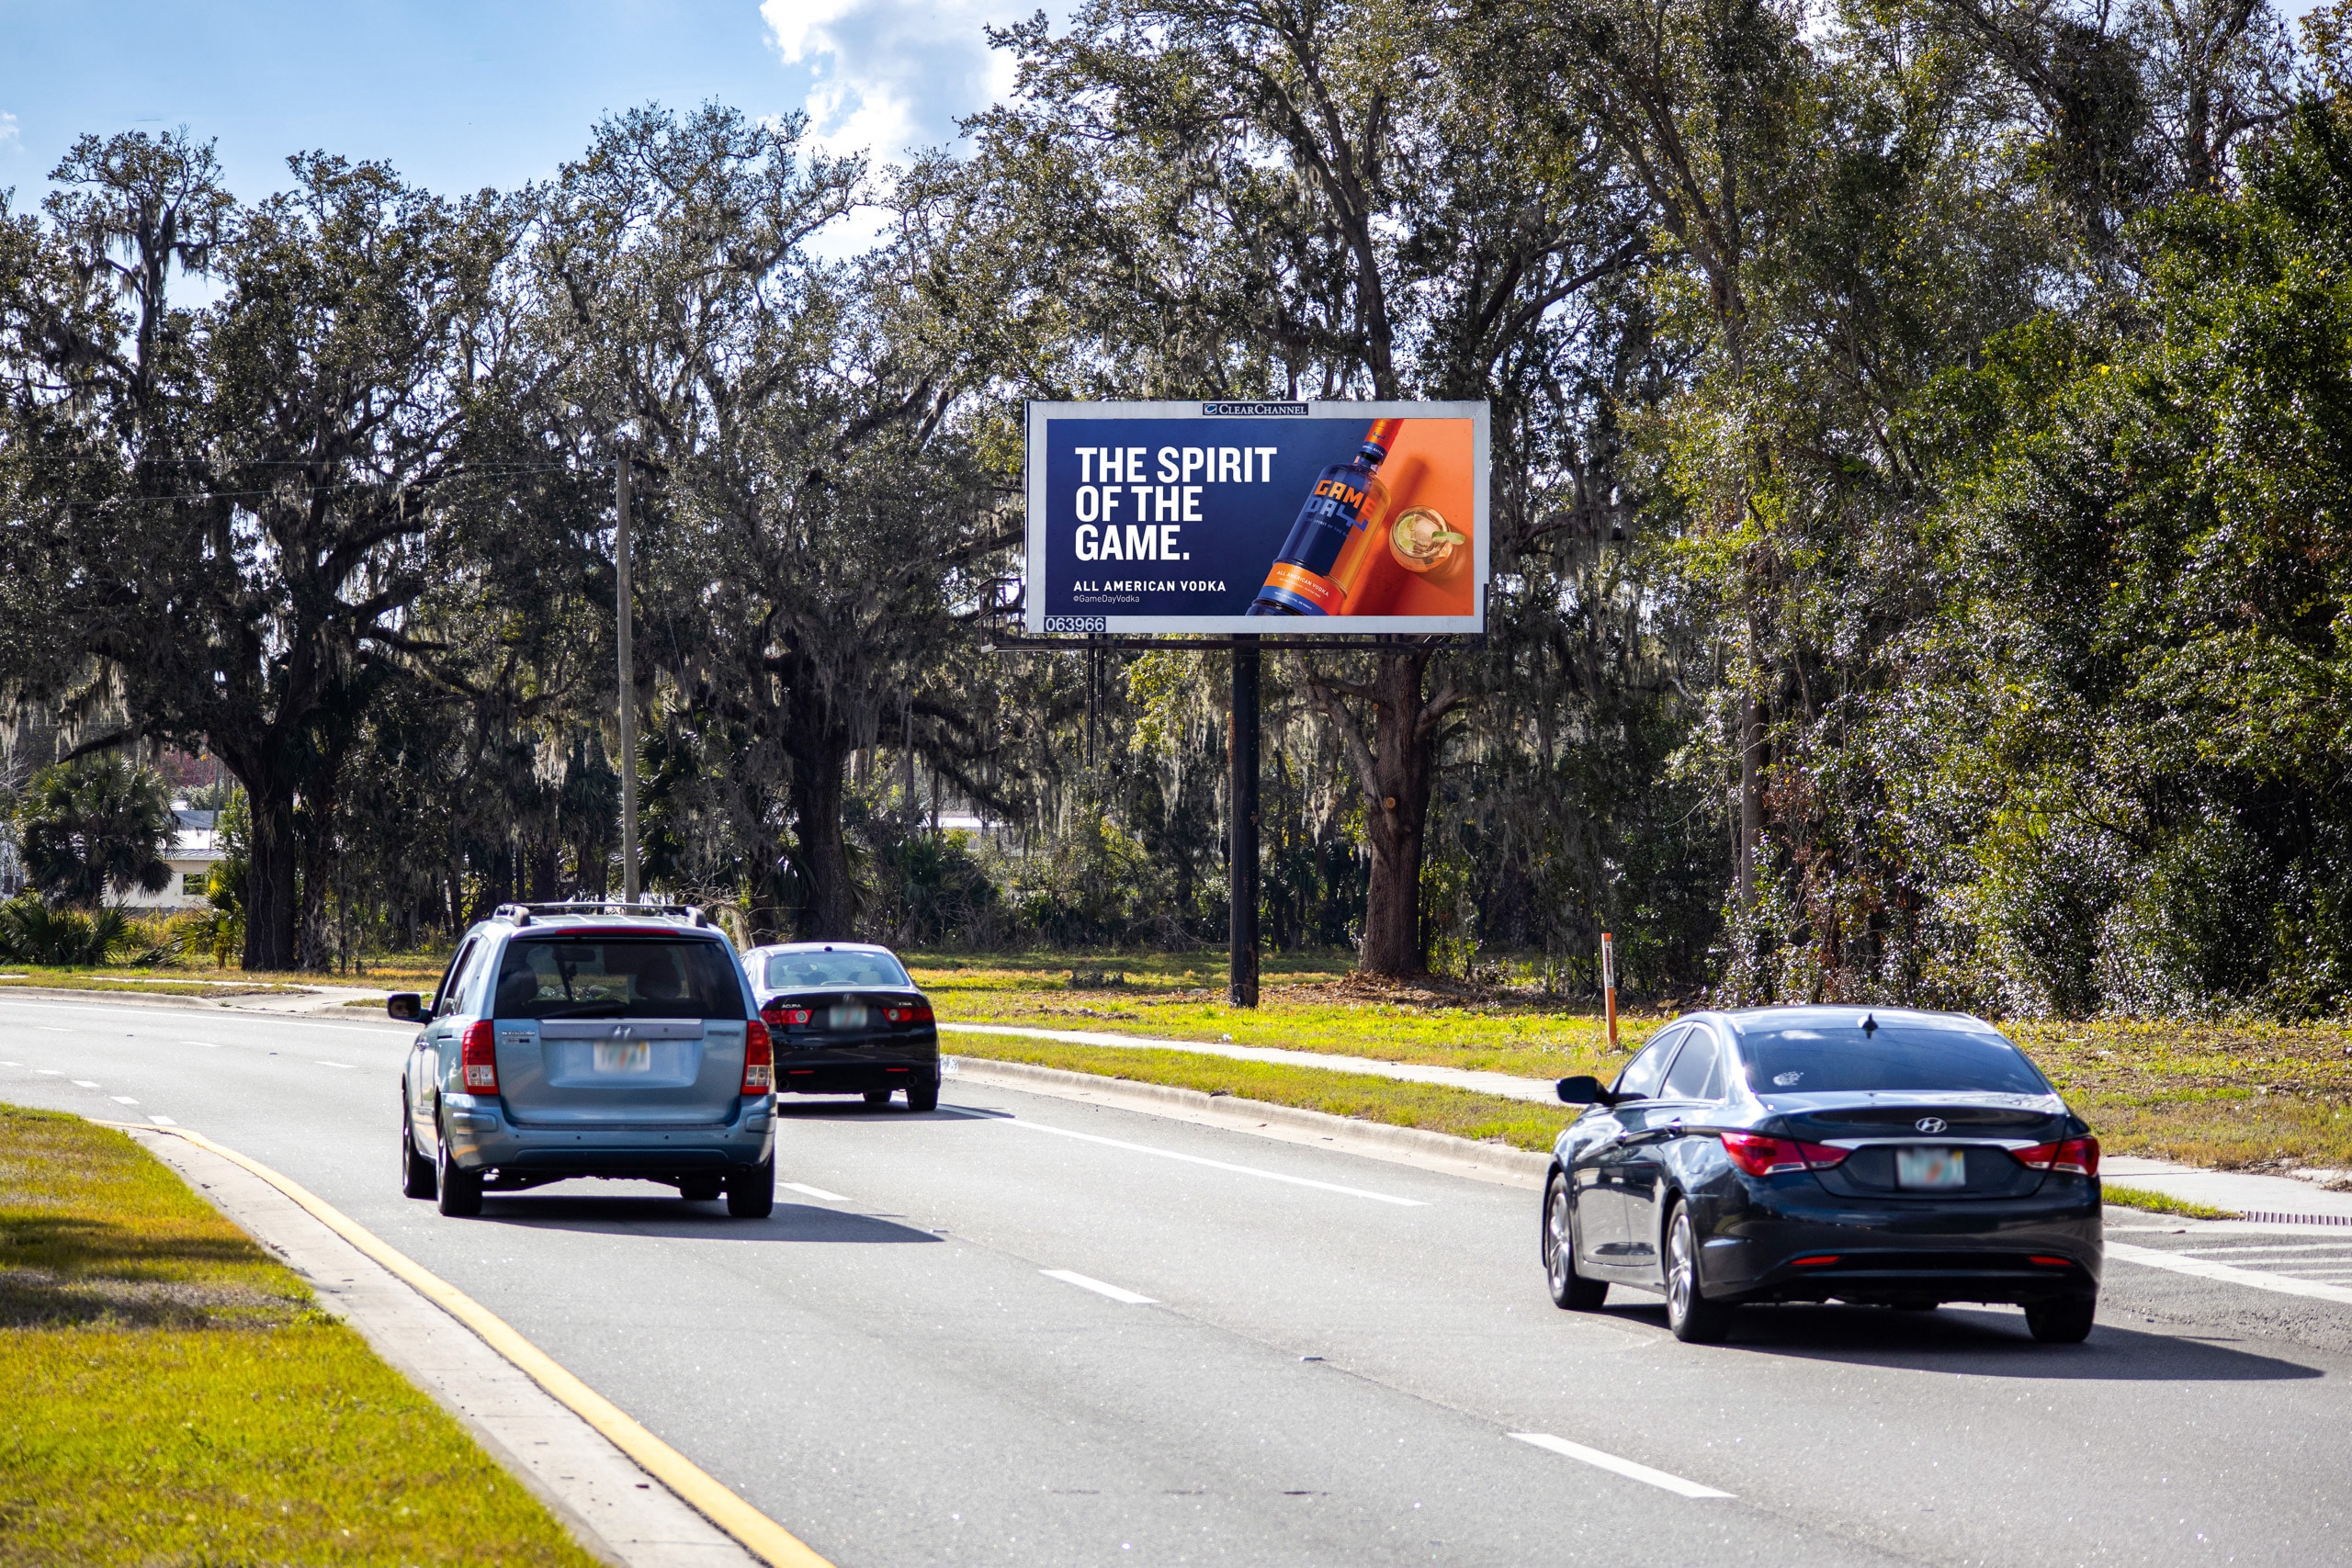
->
[616, 444, 639, 902]
[1228, 637, 1261, 1008]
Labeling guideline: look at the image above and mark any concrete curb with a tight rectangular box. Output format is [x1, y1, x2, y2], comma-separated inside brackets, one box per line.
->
[944, 1055, 1555, 1190]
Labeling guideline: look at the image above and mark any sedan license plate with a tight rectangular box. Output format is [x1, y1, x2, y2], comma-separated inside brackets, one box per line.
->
[827, 1003, 867, 1031]
[1896, 1146, 1967, 1190]
[592, 1040, 650, 1074]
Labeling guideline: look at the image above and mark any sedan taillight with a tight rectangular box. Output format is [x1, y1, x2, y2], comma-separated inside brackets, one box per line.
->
[2013, 1136, 2100, 1177]
[460, 1021, 498, 1091]
[1721, 1132, 1849, 1177]
[761, 1001, 811, 1029]
[881, 1001, 935, 1025]
[742, 1020, 774, 1093]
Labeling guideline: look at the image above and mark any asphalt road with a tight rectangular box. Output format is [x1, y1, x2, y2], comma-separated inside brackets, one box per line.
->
[6, 991, 2349, 1566]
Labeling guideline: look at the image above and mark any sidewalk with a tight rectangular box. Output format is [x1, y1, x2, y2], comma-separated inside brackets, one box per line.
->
[2102, 1155, 2352, 1224]
[936, 1021, 1566, 1104]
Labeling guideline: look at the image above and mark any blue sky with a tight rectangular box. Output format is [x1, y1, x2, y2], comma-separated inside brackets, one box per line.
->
[0, 0, 1042, 207]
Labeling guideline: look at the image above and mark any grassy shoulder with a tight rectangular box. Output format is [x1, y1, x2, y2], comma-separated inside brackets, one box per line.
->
[2103, 1184, 2241, 1221]
[917, 952, 2352, 1173]
[0, 1105, 600, 1567]
[953, 1038, 1563, 1152]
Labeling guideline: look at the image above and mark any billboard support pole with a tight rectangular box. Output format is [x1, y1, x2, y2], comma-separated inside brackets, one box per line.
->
[1228, 637, 1261, 1008]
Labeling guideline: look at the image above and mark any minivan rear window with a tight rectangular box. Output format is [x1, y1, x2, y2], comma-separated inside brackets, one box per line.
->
[763, 950, 911, 990]
[492, 939, 745, 1020]
[1739, 1025, 2051, 1096]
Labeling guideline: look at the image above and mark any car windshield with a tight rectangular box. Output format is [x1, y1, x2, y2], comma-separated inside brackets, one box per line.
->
[763, 950, 911, 990]
[492, 939, 745, 1020]
[1739, 1024, 2051, 1096]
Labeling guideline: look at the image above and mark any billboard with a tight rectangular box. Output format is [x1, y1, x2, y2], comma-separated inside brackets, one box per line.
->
[1023, 400, 1488, 635]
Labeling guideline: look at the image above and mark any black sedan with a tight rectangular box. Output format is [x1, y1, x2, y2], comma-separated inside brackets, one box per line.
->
[742, 942, 940, 1111]
[1542, 1006, 2102, 1344]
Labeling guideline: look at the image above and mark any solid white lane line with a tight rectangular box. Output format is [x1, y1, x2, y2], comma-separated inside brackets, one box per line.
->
[2109, 1240, 2352, 1304]
[1509, 1434, 1734, 1499]
[782, 1182, 847, 1201]
[71, 1079, 99, 1089]
[110, 1097, 138, 1105]
[1042, 1269, 1157, 1304]
[147, 1115, 176, 1126]
[980, 1114, 1428, 1207]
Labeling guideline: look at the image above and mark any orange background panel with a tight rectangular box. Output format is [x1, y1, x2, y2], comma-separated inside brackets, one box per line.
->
[1340, 419, 1477, 618]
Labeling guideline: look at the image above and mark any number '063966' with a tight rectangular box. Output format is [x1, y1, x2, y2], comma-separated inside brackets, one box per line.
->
[1044, 615, 1107, 634]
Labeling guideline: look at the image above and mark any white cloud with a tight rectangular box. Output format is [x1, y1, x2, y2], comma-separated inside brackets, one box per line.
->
[0, 113, 20, 153]
[759, 0, 1031, 160]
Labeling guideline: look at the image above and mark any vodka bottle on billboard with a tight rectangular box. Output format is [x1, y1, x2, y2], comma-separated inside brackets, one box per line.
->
[1244, 419, 1405, 616]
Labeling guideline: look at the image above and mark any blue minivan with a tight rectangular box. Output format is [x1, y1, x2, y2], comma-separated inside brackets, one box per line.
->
[392, 903, 775, 1218]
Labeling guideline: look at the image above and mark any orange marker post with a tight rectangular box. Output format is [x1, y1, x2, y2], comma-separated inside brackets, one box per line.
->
[1600, 931, 1618, 1051]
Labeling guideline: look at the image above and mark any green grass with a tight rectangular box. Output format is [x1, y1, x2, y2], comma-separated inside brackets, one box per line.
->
[0, 1104, 601, 1567]
[954, 1038, 1565, 1152]
[2102, 1183, 2242, 1221]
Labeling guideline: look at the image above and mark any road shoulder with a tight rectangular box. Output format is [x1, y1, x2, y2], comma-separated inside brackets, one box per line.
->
[130, 1128, 758, 1568]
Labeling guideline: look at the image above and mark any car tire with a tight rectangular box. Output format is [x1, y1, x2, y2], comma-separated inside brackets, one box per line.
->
[907, 1077, 939, 1112]
[679, 1176, 722, 1202]
[864, 1089, 894, 1108]
[2026, 1293, 2097, 1344]
[1542, 1168, 1607, 1310]
[435, 1118, 483, 1218]
[400, 1093, 436, 1201]
[1664, 1199, 1734, 1343]
[726, 1159, 775, 1219]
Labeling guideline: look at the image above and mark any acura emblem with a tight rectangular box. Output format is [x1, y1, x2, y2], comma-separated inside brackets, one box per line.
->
[1916, 1116, 1949, 1134]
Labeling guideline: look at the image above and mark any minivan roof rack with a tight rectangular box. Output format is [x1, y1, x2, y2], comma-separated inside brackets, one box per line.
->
[492, 899, 709, 928]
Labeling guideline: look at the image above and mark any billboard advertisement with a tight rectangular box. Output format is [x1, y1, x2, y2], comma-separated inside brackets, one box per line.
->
[1023, 400, 1488, 635]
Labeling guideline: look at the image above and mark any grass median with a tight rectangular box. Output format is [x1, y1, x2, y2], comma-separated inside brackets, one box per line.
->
[0, 1104, 600, 1567]
[950, 1037, 1565, 1152]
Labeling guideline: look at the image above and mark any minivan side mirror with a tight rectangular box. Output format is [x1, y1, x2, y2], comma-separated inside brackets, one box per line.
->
[1556, 1075, 1611, 1106]
[386, 993, 424, 1023]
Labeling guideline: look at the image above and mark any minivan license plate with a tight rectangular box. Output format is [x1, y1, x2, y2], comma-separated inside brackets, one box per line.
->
[1896, 1146, 1966, 1190]
[593, 1041, 650, 1074]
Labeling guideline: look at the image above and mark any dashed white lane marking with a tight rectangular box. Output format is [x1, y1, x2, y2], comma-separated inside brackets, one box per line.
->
[1509, 1434, 1734, 1499]
[71, 1079, 100, 1089]
[147, 1115, 177, 1126]
[782, 1182, 847, 1201]
[110, 1097, 138, 1105]
[0, 1061, 17, 1066]
[182, 1039, 221, 1048]
[40, 1027, 71, 1032]
[316, 1061, 356, 1070]
[35, 1069, 61, 1076]
[2109, 1240, 2352, 1305]
[2177, 1243, 2352, 1256]
[1042, 1269, 1156, 1304]
[975, 1113, 1428, 1207]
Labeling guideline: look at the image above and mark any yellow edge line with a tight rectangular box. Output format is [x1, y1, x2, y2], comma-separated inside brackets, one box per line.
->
[107, 1120, 834, 1568]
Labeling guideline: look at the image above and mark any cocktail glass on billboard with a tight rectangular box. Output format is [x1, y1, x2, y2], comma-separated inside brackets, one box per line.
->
[1023, 400, 1489, 636]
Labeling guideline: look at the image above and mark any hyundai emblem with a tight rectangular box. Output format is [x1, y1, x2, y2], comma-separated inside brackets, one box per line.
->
[1916, 1116, 1949, 1134]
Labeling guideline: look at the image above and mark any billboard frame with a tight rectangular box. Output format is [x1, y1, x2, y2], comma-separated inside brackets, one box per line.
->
[1022, 399, 1490, 637]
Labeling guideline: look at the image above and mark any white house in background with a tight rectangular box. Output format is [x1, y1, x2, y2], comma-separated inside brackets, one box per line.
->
[111, 806, 223, 911]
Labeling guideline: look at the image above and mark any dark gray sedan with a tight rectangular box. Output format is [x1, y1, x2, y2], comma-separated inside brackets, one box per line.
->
[1542, 1006, 2102, 1344]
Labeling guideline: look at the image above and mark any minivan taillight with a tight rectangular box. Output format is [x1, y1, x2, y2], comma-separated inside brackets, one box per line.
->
[460, 1021, 498, 1091]
[1721, 1132, 1849, 1177]
[2013, 1136, 2100, 1177]
[742, 1020, 774, 1094]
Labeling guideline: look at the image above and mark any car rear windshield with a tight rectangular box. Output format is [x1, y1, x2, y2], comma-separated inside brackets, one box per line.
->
[1739, 1025, 2051, 1095]
[493, 939, 745, 1020]
[763, 950, 911, 990]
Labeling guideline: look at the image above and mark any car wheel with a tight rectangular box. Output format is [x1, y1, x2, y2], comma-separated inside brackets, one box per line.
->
[400, 1092, 436, 1201]
[1664, 1199, 1733, 1343]
[435, 1117, 483, 1217]
[1542, 1168, 1607, 1310]
[726, 1158, 775, 1219]
[906, 1077, 939, 1112]
[679, 1176, 722, 1202]
[864, 1089, 895, 1108]
[2025, 1293, 2097, 1344]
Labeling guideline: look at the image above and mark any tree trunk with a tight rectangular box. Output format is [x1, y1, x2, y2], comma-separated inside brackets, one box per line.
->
[791, 739, 857, 940]
[1307, 648, 1464, 979]
[243, 788, 300, 972]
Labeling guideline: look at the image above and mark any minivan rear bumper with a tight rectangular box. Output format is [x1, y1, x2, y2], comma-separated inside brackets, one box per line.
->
[443, 1092, 774, 1176]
